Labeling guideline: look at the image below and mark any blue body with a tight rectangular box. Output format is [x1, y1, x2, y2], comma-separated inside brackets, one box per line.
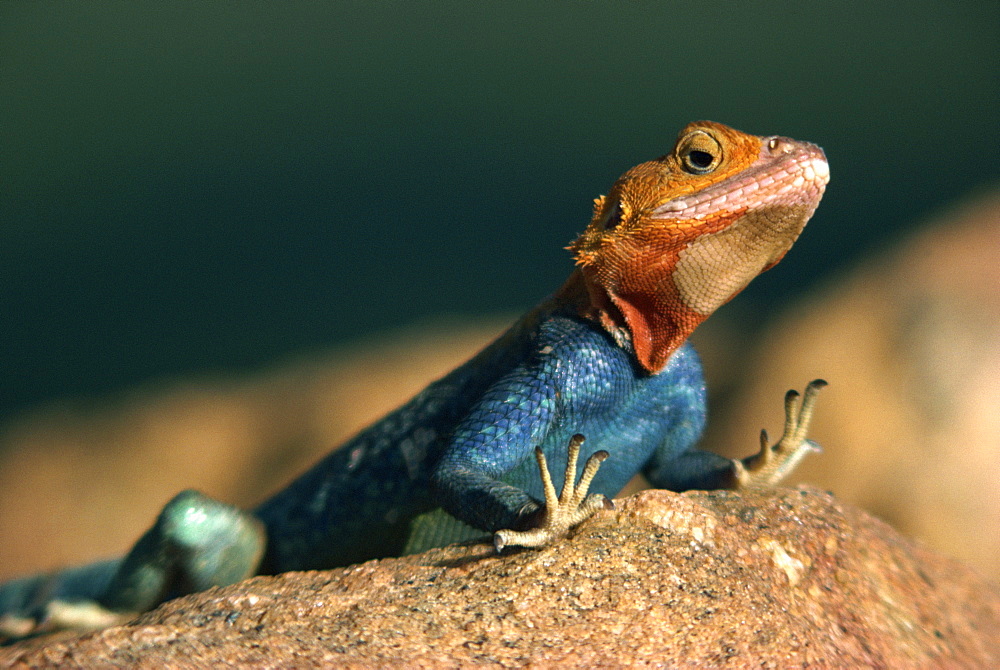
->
[0, 301, 738, 622]
[255, 304, 729, 572]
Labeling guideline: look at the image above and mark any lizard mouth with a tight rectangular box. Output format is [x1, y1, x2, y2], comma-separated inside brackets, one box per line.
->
[651, 137, 829, 222]
[664, 141, 829, 320]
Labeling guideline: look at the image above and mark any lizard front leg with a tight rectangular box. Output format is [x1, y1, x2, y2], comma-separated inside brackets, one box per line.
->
[493, 434, 614, 551]
[731, 379, 827, 490]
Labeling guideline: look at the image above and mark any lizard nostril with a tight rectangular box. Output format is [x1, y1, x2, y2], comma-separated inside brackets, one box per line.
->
[767, 137, 793, 154]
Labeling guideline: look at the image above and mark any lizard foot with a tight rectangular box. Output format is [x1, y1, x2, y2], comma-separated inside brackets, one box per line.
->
[731, 379, 827, 491]
[0, 593, 131, 641]
[493, 434, 614, 552]
[42, 599, 133, 635]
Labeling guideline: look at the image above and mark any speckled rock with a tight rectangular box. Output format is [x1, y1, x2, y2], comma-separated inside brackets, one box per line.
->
[3, 487, 997, 667]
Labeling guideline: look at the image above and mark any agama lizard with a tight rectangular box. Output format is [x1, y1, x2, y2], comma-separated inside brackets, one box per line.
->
[0, 121, 829, 637]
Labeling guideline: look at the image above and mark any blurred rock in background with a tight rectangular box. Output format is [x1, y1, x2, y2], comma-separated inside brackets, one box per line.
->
[704, 186, 1000, 579]
[0, 320, 505, 580]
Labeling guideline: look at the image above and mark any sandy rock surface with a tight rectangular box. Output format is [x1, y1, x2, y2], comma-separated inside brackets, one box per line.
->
[3, 487, 997, 667]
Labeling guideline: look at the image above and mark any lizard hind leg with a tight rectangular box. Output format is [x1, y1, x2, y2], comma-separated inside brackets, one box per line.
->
[1, 490, 266, 637]
[98, 489, 266, 613]
[493, 434, 615, 552]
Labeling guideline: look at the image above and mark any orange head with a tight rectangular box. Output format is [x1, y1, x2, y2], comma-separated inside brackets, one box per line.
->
[569, 121, 829, 373]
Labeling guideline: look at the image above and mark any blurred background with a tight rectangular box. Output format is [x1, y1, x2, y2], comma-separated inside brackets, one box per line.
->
[2, 2, 999, 581]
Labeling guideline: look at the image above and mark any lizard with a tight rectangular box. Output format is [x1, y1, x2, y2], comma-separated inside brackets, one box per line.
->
[0, 120, 829, 637]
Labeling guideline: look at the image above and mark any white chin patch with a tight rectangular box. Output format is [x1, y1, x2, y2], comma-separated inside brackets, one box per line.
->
[673, 206, 808, 315]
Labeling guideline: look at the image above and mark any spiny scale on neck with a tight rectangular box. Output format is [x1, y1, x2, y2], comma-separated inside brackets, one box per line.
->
[567, 121, 829, 373]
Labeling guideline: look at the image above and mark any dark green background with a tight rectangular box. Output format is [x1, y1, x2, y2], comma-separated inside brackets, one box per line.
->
[2, 1, 997, 419]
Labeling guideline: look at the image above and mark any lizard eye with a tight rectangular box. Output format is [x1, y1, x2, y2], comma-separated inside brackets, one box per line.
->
[677, 130, 723, 175]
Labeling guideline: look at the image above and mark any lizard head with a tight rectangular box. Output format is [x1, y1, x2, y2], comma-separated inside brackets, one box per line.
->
[569, 121, 829, 373]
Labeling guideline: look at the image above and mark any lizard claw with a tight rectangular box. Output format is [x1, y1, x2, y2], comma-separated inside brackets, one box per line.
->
[494, 434, 614, 552]
[732, 379, 826, 491]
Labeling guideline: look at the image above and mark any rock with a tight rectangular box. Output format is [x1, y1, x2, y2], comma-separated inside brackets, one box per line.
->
[3, 487, 997, 667]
